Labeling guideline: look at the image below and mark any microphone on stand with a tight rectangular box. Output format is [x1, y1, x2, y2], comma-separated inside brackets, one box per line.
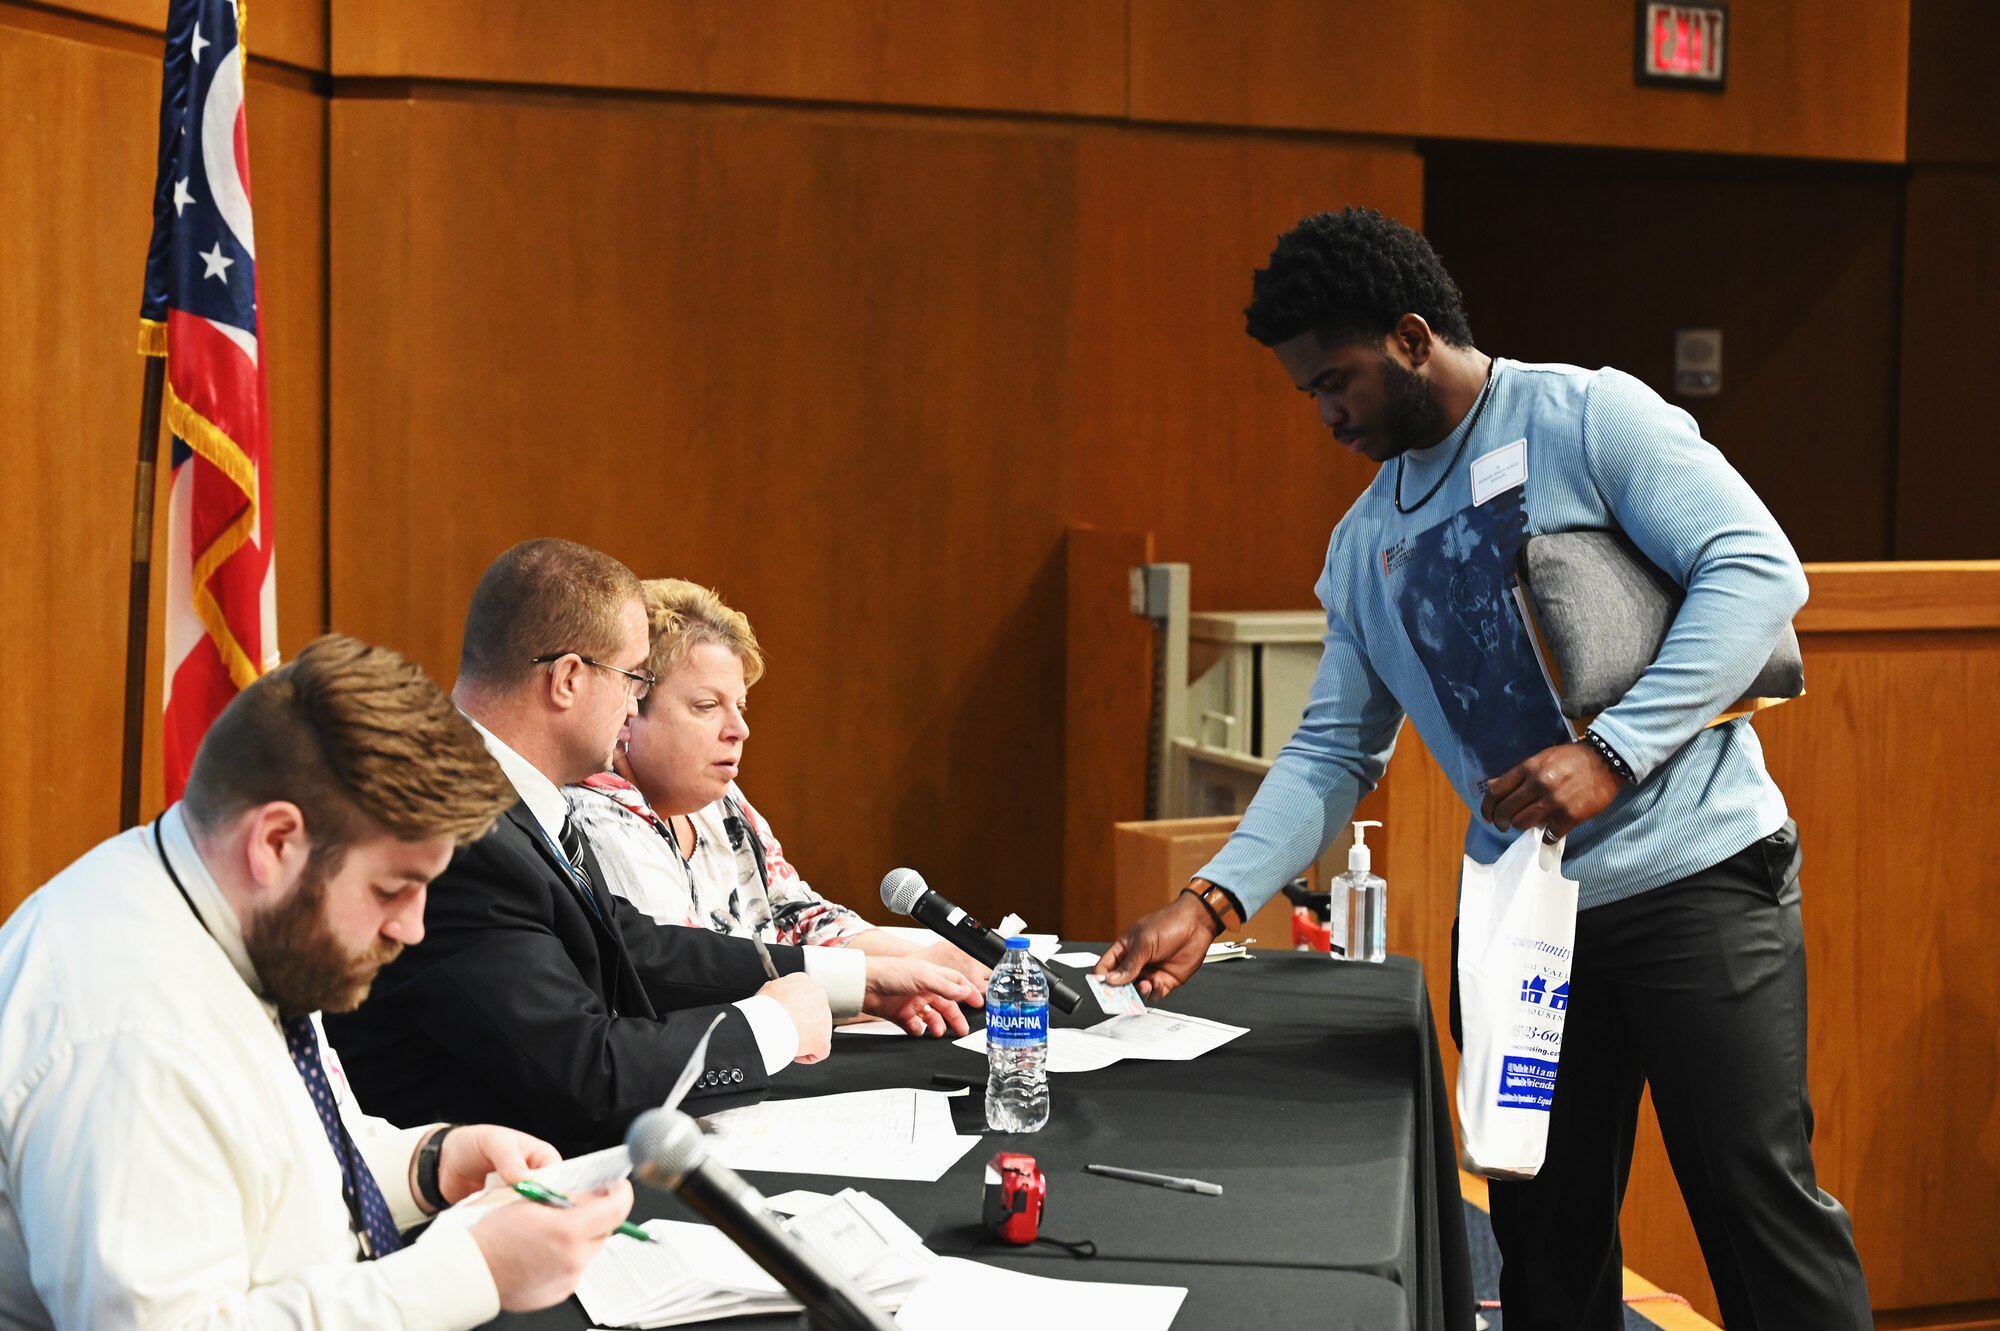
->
[625, 1107, 897, 1331]
[878, 868, 1082, 1014]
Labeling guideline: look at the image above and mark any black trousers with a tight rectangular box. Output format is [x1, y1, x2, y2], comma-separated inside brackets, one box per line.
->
[1455, 821, 1873, 1330]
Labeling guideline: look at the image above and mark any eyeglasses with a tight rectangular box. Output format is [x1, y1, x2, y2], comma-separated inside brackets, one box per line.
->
[531, 653, 657, 701]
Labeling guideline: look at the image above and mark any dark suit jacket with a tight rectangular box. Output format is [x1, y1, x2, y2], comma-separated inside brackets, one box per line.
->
[325, 803, 807, 1155]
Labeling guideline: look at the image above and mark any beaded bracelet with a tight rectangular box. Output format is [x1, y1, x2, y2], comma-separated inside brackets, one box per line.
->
[1582, 728, 1638, 785]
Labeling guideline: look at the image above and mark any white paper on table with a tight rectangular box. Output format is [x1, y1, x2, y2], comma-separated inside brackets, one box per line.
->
[742, 1133, 979, 1183]
[700, 1087, 928, 1145]
[952, 1026, 1128, 1074]
[697, 1088, 981, 1181]
[582, 1193, 936, 1327]
[836, 1017, 912, 1036]
[577, 1219, 785, 1327]
[1088, 1009, 1248, 1061]
[761, 1188, 836, 1216]
[1052, 949, 1102, 966]
[952, 1010, 1246, 1071]
[893, 1257, 1186, 1329]
[789, 1189, 935, 1289]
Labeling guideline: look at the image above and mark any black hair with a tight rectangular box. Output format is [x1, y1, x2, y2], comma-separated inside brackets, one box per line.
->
[1244, 208, 1474, 350]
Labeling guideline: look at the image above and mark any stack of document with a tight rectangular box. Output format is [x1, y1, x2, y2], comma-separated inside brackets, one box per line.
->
[953, 1009, 1248, 1074]
[577, 1188, 936, 1328]
[695, 1087, 981, 1181]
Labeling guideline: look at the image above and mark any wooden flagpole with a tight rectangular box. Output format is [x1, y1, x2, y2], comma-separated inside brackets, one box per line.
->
[120, 355, 167, 831]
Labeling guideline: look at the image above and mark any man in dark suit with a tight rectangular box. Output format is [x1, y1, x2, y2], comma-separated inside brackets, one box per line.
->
[327, 539, 977, 1154]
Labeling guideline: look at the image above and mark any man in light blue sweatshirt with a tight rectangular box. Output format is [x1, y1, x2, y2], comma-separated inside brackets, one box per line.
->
[1097, 209, 1871, 1329]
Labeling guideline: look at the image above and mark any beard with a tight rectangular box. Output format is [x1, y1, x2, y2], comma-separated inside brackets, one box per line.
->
[1378, 352, 1445, 457]
[243, 860, 402, 1019]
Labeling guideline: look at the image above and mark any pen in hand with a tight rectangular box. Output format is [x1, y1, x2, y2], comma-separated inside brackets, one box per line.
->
[512, 1178, 654, 1242]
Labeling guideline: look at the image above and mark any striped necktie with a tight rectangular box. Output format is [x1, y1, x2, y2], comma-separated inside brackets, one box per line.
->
[281, 1015, 404, 1259]
[559, 815, 606, 922]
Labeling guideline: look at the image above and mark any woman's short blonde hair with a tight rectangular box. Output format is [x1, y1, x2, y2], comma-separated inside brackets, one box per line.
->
[640, 579, 766, 704]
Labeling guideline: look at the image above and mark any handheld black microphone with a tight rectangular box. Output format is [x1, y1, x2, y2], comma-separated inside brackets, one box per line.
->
[625, 1108, 897, 1331]
[878, 868, 1082, 1014]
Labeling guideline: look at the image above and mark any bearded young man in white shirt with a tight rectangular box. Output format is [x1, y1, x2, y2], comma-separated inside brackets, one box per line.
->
[0, 634, 635, 1330]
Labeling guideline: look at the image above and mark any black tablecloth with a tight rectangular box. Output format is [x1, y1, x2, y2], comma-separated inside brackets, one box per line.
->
[490, 953, 1472, 1331]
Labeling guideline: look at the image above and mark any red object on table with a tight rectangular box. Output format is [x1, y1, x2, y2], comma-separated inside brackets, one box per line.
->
[1292, 905, 1333, 952]
[982, 1151, 1046, 1244]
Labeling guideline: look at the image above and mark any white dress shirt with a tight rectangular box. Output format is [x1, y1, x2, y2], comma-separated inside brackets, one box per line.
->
[0, 807, 498, 1330]
[466, 720, 861, 1068]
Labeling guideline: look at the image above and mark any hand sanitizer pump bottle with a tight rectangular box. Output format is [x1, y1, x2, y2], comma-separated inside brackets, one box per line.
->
[1331, 820, 1387, 963]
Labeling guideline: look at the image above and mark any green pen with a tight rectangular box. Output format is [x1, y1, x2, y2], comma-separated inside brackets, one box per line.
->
[512, 1177, 654, 1243]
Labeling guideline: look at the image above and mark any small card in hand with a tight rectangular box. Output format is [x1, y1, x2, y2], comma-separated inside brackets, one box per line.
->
[1086, 974, 1147, 1016]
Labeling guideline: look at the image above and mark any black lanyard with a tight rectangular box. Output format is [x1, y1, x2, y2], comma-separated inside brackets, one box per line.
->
[151, 817, 207, 933]
[1395, 360, 1498, 515]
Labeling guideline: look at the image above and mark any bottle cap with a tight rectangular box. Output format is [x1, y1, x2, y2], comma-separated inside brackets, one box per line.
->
[1004, 936, 1031, 950]
[1348, 820, 1383, 873]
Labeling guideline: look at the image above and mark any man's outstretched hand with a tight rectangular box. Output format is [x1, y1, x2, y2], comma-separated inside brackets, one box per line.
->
[1092, 887, 1223, 1001]
[1480, 740, 1623, 839]
[862, 957, 981, 1037]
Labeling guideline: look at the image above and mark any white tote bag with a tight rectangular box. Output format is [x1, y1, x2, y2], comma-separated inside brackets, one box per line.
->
[1455, 829, 1580, 1179]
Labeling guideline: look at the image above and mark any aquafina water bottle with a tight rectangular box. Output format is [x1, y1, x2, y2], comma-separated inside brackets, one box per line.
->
[984, 937, 1050, 1132]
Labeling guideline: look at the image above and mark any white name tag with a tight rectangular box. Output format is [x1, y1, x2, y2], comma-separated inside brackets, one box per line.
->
[1471, 438, 1528, 506]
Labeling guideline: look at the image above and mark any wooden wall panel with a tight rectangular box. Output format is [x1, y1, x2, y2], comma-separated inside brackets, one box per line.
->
[254, 83, 330, 648]
[21, 0, 328, 72]
[330, 0, 1126, 117]
[1896, 1, 1998, 563]
[1895, 169, 2000, 560]
[331, 95, 1082, 934]
[1380, 735, 1466, 1102]
[329, 93, 1418, 935]
[1132, 0, 1909, 163]
[1061, 525, 1154, 943]
[0, 20, 325, 920]
[1067, 132, 1422, 610]
[1426, 147, 1906, 562]
[1907, 0, 2000, 167]
[1757, 594, 2000, 1315]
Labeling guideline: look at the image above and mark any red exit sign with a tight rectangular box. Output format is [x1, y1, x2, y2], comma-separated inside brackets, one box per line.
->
[1636, 3, 1727, 90]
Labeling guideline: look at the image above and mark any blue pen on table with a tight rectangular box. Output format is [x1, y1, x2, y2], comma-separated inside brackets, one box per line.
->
[512, 1178, 654, 1242]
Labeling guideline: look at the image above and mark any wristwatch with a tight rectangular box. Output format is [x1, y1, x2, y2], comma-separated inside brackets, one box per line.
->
[1183, 882, 1245, 933]
[416, 1125, 459, 1212]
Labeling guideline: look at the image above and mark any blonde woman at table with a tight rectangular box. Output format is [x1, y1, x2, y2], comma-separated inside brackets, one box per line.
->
[566, 578, 992, 1001]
